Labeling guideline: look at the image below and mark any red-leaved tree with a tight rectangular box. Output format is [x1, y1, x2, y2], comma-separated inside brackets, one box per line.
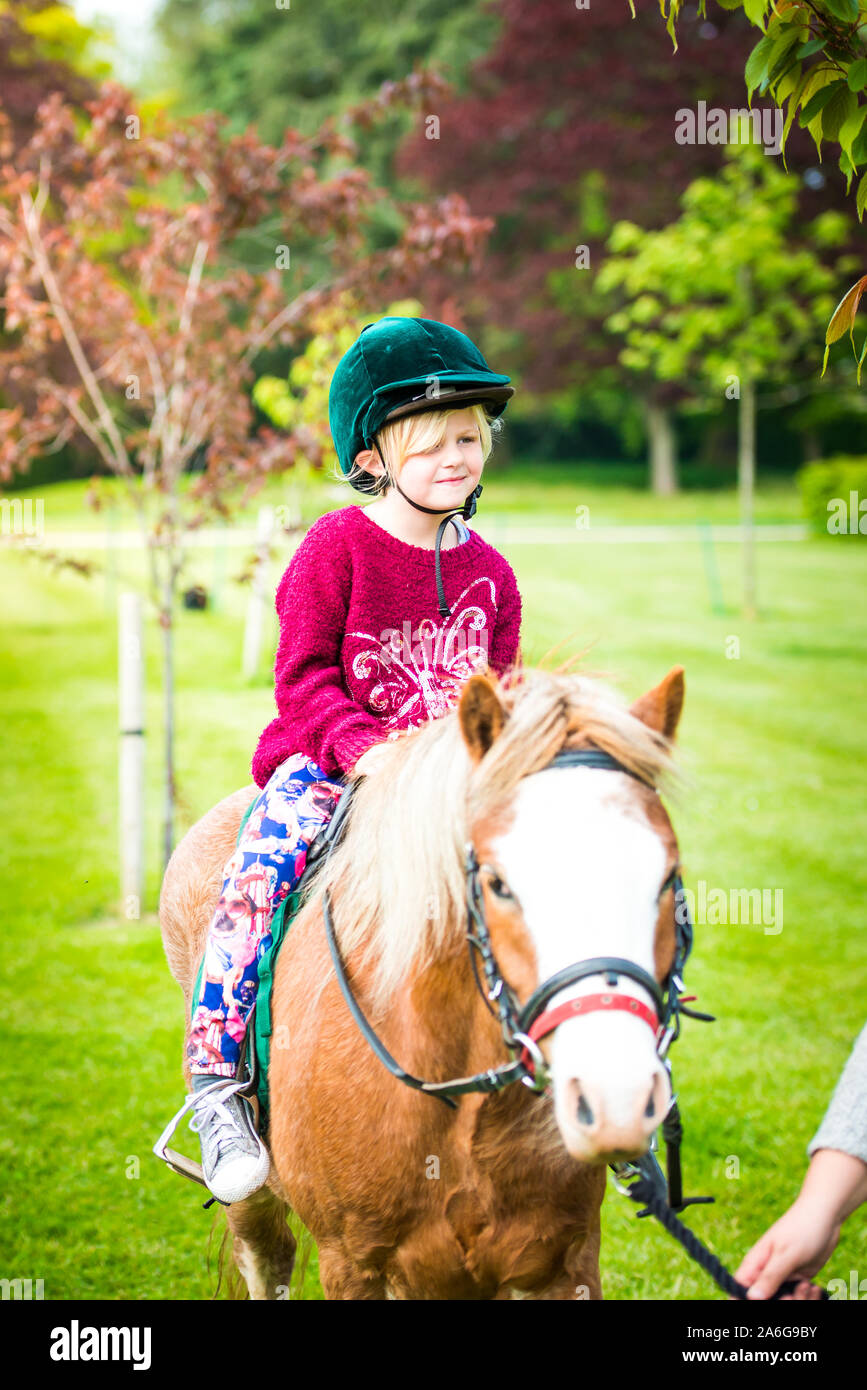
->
[0, 74, 495, 865]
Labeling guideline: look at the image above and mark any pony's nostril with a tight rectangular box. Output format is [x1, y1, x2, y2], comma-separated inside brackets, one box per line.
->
[644, 1086, 656, 1119]
[576, 1091, 594, 1126]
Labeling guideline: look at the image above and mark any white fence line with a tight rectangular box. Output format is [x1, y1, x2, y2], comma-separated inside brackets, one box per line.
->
[32, 521, 809, 549]
[479, 523, 809, 544]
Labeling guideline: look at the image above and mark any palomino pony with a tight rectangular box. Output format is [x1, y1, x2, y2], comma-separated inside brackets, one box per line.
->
[159, 663, 687, 1299]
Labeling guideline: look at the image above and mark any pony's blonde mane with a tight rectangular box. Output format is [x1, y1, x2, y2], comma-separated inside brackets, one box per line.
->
[307, 667, 681, 1018]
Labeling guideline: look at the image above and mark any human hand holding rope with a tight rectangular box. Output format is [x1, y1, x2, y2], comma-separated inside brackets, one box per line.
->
[734, 1148, 867, 1300]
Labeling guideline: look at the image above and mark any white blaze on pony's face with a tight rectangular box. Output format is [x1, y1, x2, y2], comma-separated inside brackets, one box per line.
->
[458, 664, 686, 1168]
[488, 765, 676, 1163]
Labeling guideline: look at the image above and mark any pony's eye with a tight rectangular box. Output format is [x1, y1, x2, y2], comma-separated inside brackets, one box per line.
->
[487, 874, 514, 902]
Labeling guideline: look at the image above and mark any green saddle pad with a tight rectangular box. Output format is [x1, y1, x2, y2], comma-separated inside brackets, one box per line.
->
[189, 794, 307, 1118]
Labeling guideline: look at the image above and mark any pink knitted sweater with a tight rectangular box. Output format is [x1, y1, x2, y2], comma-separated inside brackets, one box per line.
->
[251, 504, 523, 786]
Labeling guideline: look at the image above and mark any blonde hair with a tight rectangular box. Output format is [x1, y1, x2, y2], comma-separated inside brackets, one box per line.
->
[341, 403, 501, 497]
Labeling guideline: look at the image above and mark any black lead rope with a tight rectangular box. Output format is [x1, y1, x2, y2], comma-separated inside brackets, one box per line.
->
[624, 1178, 830, 1303]
[616, 1152, 830, 1302]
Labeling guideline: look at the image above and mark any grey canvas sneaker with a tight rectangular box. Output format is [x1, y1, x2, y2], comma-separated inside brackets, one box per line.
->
[188, 1076, 271, 1205]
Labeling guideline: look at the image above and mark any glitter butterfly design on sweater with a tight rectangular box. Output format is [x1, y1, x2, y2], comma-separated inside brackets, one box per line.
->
[347, 576, 496, 731]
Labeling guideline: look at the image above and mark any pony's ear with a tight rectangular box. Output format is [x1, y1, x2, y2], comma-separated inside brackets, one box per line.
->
[629, 666, 685, 741]
[459, 672, 507, 764]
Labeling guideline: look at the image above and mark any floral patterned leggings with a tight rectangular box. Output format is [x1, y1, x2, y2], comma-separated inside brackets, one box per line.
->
[187, 753, 346, 1077]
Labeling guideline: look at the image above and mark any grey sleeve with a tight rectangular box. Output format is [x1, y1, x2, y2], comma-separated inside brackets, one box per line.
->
[807, 1024, 867, 1165]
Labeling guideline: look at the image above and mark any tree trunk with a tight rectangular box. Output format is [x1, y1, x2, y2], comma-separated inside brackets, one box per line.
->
[242, 505, 275, 680]
[802, 431, 821, 467]
[738, 377, 756, 619]
[644, 401, 678, 495]
[118, 591, 145, 918]
[161, 581, 176, 871]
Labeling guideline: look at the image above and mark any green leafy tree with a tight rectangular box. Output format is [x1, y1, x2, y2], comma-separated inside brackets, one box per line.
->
[634, 0, 867, 373]
[598, 139, 850, 615]
[637, 0, 867, 191]
[153, 0, 501, 183]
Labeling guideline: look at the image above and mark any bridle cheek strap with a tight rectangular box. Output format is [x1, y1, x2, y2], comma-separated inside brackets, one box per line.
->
[521, 993, 661, 1073]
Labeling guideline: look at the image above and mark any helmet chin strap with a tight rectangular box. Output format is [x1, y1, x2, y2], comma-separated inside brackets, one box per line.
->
[371, 431, 482, 619]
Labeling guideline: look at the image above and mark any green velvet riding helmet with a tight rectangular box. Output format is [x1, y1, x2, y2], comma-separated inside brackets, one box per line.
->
[328, 315, 514, 491]
[327, 316, 515, 618]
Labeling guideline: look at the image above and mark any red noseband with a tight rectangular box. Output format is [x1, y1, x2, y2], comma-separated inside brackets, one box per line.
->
[519, 992, 661, 1070]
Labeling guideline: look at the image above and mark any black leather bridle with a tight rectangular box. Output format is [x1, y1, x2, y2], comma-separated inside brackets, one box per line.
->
[314, 747, 712, 1114]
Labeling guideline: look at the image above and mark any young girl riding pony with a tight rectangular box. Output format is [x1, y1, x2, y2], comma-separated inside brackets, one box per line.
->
[164, 315, 524, 1205]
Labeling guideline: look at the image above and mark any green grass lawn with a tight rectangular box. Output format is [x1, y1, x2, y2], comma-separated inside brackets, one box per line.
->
[2, 466, 864, 1301]
[24, 456, 806, 533]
